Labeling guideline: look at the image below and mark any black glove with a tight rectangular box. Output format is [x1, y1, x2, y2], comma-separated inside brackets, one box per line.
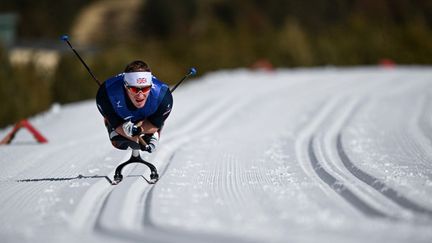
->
[131, 125, 142, 136]
[122, 121, 142, 137]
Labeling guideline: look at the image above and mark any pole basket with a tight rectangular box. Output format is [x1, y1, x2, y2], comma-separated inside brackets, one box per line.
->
[0, 119, 48, 145]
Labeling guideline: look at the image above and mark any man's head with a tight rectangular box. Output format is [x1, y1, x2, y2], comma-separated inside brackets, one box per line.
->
[123, 60, 153, 108]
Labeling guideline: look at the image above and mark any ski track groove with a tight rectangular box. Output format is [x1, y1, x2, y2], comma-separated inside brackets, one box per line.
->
[308, 135, 391, 218]
[318, 97, 405, 216]
[173, 75, 363, 232]
[0, 183, 46, 224]
[227, 154, 248, 215]
[395, 80, 432, 174]
[70, 89, 240, 232]
[335, 76, 432, 221]
[3, 142, 77, 180]
[1, 136, 111, 229]
[295, 97, 363, 216]
[418, 95, 432, 147]
[409, 93, 432, 172]
[294, 75, 408, 219]
[90, 92, 259, 242]
[131, 96, 264, 242]
[4, 68, 432, 243]
[405, 100, 432, 173]
[232, 155, 250, 209]
[334, 86, 432, 219]
[311, 101, 394, 218]
[337, 133, 432, 219]
[361, 79, 432, 206]
[122, 78, 314, 242]
[223, 155, 241, 214]
[104, 71, 348, 235]
[293, 73, 377, 195]
[319, 96, 427, 221]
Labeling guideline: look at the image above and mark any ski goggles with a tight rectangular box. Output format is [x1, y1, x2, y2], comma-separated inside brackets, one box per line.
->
[125, 85, 152, 94]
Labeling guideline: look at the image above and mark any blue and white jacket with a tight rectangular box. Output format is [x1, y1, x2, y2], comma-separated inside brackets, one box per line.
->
[96, 73, 173, 129]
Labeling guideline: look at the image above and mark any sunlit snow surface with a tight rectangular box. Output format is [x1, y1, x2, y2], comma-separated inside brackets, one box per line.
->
[1, 67, 432, 243]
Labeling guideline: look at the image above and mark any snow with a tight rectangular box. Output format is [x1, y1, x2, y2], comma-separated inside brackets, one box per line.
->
[1, 67, 432, 243]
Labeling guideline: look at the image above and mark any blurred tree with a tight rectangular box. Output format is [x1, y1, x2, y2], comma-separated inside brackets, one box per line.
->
[0, 45, 52, 127]
[1, 0, 432, 128]
[52, 54, 98, 104]
[277, 19, 314, 66]
[0, 0, 95, 38]
[139, 0, 197, 38]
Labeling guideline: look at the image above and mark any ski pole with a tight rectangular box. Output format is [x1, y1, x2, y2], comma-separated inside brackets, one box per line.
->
[60, 34, 101, 86]
[170, 67, 197, 93]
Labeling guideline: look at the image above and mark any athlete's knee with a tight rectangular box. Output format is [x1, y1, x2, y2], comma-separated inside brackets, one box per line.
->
[111, 140, 128, 150]
[110, 136, 140, 150]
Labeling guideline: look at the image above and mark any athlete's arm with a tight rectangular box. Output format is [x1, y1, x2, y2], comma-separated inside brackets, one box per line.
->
[96, 84, 124, 129]
[144, 89, 173, 132]
[115, 88, 173, 139]
[139, 120, 160, 134]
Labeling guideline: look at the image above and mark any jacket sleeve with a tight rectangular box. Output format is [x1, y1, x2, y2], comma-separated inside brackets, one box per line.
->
[96, 84, 124, 129]
[147, 89, 173, 129]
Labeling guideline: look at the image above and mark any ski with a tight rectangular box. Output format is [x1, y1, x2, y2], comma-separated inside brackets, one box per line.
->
[112, 150, 159, 185]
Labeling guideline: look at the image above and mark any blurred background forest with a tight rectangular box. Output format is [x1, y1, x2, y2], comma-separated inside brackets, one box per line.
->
[0, 0, 431, 128]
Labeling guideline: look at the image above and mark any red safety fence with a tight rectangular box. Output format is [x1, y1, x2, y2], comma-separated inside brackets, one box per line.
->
[0, 119, 48, 145]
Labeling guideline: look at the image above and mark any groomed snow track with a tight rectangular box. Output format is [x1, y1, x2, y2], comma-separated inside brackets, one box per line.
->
[1, 67, 432, 243]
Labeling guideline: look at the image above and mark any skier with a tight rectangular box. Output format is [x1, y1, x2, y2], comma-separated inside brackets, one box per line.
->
[96, 60, 173, 153]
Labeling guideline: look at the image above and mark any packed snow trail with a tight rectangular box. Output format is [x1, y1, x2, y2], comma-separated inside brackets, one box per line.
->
[1, 67, 432, 243]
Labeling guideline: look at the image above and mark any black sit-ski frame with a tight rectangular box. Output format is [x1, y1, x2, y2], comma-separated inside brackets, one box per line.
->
[112, 150, 159, 185]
